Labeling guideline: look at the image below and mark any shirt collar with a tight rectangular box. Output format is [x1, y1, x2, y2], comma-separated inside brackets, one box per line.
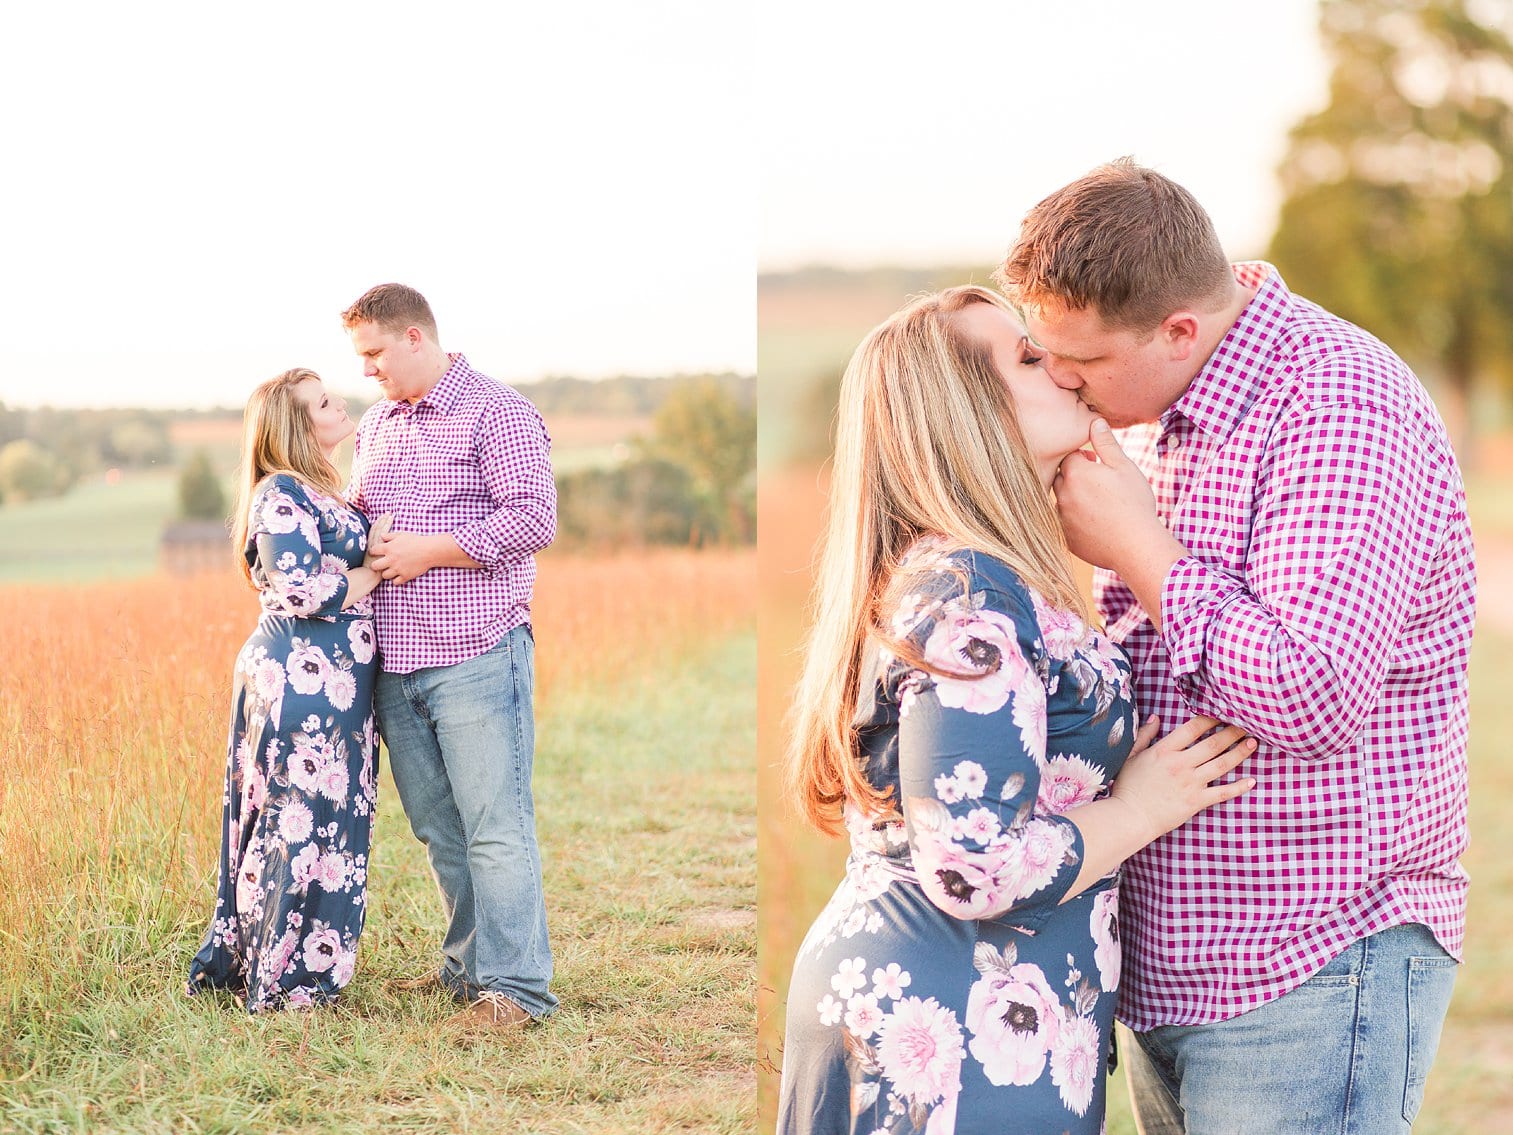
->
[379, 352, 472, 419]
[1163, 262, 1293, 444]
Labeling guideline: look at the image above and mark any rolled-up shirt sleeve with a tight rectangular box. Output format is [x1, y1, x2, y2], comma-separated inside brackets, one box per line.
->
[452, 398, 557, 570]
[1158, 401, 1445, 757]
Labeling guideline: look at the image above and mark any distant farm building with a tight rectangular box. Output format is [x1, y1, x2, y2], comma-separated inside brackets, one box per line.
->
[159, 520, 233, 576]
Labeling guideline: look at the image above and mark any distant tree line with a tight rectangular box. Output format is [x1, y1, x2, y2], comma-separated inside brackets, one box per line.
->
[553, 375, 755, 548]
[2, 373, 755, 550]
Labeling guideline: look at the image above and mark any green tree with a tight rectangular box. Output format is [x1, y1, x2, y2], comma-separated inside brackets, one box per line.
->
[0, 440, 72, 503]
[638, 377, 756, 542]
[178, 448, 227, 520]
[1268, 0, 1513, 452]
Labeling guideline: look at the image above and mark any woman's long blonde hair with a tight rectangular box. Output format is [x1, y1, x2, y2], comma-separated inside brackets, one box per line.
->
[230, 368, 344, 585]
[786, 286, 1089, 835]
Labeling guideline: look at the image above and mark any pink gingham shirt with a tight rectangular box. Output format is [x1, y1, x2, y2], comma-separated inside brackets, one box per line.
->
[1103, 263, 1475, 1031]
[349, 353, 556, 674]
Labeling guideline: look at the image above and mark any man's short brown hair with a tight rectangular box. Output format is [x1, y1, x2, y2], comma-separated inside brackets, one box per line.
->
[340, 283, 439, 340]
[994, 157, 1232, 331]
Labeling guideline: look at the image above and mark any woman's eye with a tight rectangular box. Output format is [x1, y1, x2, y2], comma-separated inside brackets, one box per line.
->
[1022, 351, 1043, 366]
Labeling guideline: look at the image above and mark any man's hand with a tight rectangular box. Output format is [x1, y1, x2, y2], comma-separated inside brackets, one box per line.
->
[367, 529, 482, 584]
[1054, 419, 1187, 627]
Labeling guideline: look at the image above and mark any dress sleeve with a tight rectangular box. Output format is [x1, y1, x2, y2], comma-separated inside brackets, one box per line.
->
[248, 477, 349, 617]
[891, 565, 1085, 932]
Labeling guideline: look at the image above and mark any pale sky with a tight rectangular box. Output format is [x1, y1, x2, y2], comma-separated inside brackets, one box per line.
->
[0, 2, 753, 410]
[761, 0, 1330, 271]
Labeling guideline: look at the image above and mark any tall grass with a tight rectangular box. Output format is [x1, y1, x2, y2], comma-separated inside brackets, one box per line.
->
[0, 548, 755, 1133]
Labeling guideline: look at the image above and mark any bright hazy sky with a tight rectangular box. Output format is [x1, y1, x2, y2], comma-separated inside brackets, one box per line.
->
[761, 0, 1330, 271]
[1, 3, 753, 409]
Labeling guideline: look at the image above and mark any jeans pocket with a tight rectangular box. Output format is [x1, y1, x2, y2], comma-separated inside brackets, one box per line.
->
[1403, 955, 1457, 1123]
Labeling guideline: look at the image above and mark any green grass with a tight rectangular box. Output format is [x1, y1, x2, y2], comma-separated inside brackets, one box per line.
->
[0, 472, 182, 582]
[0, 631, 755, 1134]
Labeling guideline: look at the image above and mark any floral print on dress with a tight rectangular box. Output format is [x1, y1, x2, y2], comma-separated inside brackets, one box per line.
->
[780, 545, 1138, 1135]
[187, 474, 378, 1013]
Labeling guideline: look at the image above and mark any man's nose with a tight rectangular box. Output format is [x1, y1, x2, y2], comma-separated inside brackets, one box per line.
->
[364, 361, 377, 378]
[1041, 355, 1082, 389]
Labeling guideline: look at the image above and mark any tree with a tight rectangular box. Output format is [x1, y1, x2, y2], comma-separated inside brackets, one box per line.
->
[638, 377, 756, 542]
[178, 448, 227, 520]
[1268, 0, 1513, 454]
[0, 440, 71, 503]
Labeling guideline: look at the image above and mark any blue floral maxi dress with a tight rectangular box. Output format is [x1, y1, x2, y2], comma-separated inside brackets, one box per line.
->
[779, 545, 1138, 1135]
[187, 474, 379, 1012]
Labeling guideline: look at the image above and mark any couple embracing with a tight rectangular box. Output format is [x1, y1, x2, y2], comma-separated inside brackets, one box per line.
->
[779, 161, 1474, 1134]
[186, 283, 557, 1031]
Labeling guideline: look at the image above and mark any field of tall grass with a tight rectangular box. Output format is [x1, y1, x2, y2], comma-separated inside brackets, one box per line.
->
[0, 548, 755, 1133]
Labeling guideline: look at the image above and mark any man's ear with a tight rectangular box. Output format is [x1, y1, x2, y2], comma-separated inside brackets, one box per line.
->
[405, 325, 424, 350]
[1162, 311, 1201, 362]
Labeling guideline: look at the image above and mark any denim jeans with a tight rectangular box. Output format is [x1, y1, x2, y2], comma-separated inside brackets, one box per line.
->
[375, 625, 558, 1018]
[1122, 922, 1456, 1135]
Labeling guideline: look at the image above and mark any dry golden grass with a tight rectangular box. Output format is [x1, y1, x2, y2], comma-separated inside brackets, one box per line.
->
[0, 548, 754, 994]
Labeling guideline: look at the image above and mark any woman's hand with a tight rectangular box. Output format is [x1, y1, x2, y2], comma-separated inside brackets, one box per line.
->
[363, 514, 394, 569]
[1110, 715, 1256, 843]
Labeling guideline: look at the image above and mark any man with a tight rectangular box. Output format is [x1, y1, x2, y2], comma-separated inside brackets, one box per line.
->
[343, 282, 558, 1029]
[995, 159, 1474, 1134]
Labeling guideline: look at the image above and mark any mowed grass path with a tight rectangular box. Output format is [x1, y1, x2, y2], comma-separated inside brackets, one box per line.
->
[0, 550, 754, 1133]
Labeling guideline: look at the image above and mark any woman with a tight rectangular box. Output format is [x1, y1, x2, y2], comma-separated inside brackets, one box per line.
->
[778, 287, 1256, 1133]
[186, 368, 384, 1012]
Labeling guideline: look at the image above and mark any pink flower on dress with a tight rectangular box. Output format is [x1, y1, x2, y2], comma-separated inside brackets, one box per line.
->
[953, 807, 1002, 846]
[302, 925, 342, 973]
[317, 759, 349, 805]
[832, 956, 869, 998]
[915, 831, 1001, 919]
[290, 843, 321, 887]
[315, 851, 348, 892]
[286, 643, 330, 696]
[845, 993, 884, 1038]
[933, 773, 964, 804]
[922, 605, 1029, 715]
[268, 928, 299, 980]
[332, 948, 357, 987]
[873, 962, 912, 1001]
[817, 993, 843, 1026]
[953, 760, 988, 799]
[325, 668, 357, 712]
[289, 740, 325, 794]
[236, 847, 265, 913]
[254, 658, 286, 705]
[874, 995, 965, 1107]
[278, 799, 314, 845]
[1090, 888, 1121, 992]
[1032, 591, 1087, 659]
[259, 490, 301, 534]
[348, 621, 376, 665]
[1051, 1012, 1102, 1117]
[964, 963, 1063, 1086]
[241, 763, 267, 814]
[1015, 818, 1075, 897]
[1036, 753, 1105, 814]
[1011, 675, 1048, 762]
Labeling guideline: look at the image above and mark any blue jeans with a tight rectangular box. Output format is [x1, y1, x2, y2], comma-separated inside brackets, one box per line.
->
[1122, 922, 1456, 1134]
[375, 625, 557, 1018]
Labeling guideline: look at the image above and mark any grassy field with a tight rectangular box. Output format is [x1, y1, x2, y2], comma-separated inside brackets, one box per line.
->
[756, 272, 1513, 1134]
[0, 548, 755, 1134]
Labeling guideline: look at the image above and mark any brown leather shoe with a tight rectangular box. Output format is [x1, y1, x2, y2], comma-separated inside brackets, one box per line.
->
[448, 991, 532, 1031]
[388, 971, 446, 994]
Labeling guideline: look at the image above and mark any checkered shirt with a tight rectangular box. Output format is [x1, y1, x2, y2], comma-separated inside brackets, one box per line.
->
[1101, 263, 1475, 1031]
[348, 353, 556, 674]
